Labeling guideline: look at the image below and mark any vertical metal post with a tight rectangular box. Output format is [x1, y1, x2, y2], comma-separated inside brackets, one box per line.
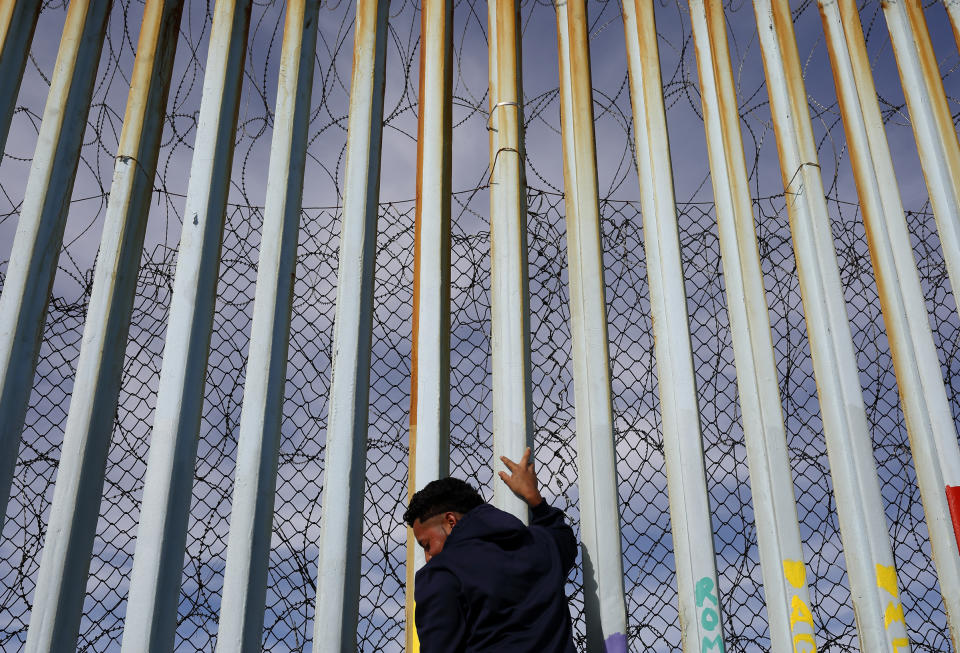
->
[310, 0, 389, 650]
[882, 0, 960, 317]
[620, 2, 729, 651]
[406, 0, 453, 647]
[819, 0, 960, 646]
[0, 0, 112, 532]
[119, 1, 252, 651]
[553, 0, 628, 649]
[0, 0, 42, 158]
[22, 2, 183, 651]
[669, 0, 814, 649]
[487, 0, 533, 521]
[945, 0, 960, 53]
[215, 2, 319, 652]
[736, 0, 910, 647]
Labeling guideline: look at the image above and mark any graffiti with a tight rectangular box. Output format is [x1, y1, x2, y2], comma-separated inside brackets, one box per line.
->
[695, 576, 725, 652]
[783, 560, 817, 653]
[876, 564, 910, 652]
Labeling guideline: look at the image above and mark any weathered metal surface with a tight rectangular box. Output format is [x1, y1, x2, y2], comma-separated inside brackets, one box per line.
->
[22, 2, 184, 651]
[407, 0, 453, 646]
[946, 0, 960, 53]
[311, 0, 389, 650]
[820, 0, 960, 647]
[0, 0, 41, 158]
[622, 2, 729, 651]
[487, 0, 533, 522]
[0, 0, 112, 534]
[119, 1, 252, 650]
[752, 0, 911, 649]
[215, 2, 320, 652]
[882, 0, 960, 325]
[553, 0, 628, 649]
[683, 0, 815, 650]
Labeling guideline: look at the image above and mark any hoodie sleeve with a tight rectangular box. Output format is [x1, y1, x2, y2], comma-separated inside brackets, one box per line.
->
[414, 566, 467, 652]
[530, 502, 578, 575]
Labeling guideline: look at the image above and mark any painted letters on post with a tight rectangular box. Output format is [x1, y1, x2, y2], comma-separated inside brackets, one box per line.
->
[695, 577, 725, 652]
[876, 564, 911, 652]
[783, 560, 817, 653]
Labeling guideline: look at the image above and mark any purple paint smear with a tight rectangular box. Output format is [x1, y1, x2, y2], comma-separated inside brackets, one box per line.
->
[604, 632, 627, 653]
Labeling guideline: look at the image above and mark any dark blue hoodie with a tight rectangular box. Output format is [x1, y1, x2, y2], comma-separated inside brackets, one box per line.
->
[414, 502, 577, 652]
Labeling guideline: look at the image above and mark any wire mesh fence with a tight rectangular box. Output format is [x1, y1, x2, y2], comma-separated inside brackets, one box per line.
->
[1, 0, 958, 651]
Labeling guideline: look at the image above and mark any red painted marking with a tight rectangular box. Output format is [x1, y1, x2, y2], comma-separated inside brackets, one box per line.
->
[947, 486, 960, 555]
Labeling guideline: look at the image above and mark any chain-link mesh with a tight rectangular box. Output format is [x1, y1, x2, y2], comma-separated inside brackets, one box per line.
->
[1, 0, 959, 651]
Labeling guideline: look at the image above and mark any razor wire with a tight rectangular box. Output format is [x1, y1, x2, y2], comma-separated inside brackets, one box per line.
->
[1, 0, 959, 651]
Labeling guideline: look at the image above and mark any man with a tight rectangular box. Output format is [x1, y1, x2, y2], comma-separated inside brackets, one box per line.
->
[404, 447, 577, 652]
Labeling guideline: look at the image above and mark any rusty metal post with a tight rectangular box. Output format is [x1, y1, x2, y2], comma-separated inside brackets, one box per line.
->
[406, 0, 453, 647]
[820, 0, 960, 647]
[119, 1, 252, 651]
[620, 2, 728, 651]
[0, 0, 112, 533]
[310, 0, 389, 650]
[553, 0, 628, 649]
[945, 0, 960, 52]
[215, 2, 319, 652]
[22, 2, 184, 651]
[882, 0, 960, 319]
[736, 0, 911, 649]
[0, 0, 41, 158]
[487, 0, 533, 521]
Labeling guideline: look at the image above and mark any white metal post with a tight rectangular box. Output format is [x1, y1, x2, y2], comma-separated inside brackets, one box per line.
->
[945, 0, 960, 53]
[311, 0, 389, 650]
[680, 0, 816, 649]
[819, 0, 960, 646]
[739, 0, 910, 648]
[882, 0, 960, 321]
[553, 0, 628, 649]
[23, 2, 184, 651]
[0, 0, 42, 158]
[0, 0, 112, 532]
[620, 2, 729, 651]
[119, 1, 251, 651]
[406, 0, 453, 646]
[215, 2, 319, 652]
[487, 0, 533, 522]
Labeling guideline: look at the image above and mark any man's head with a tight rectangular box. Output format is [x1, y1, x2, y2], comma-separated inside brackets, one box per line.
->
[404, 477, 484, 561]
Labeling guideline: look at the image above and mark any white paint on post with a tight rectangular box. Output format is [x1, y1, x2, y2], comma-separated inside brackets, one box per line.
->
[410, 0, 453, 498]
[487, 0, 533, 522]
[946, 0, 960, 52]
[553, 0, 628, 649]
[0, 0, 112, 533]
[406, 0, 453, 645]
[623, 2, 727, 650]
[0, 0, 42, 158]
[311, 0, 389, 649]
[819, 0, 960, 645]
[23, 2, 184, 651]
[685, 0, 815, 649]
[215, 2, 319, 652]
[744, 0, 909, 648]
[119, 1, 252, 651]
[882, 0, 960, 320]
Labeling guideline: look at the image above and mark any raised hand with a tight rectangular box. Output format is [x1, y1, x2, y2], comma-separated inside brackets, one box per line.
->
[498, 447, 543, 508]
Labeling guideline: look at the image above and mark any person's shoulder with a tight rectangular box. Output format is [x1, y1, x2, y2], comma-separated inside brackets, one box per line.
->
[414, 561, 461, 599]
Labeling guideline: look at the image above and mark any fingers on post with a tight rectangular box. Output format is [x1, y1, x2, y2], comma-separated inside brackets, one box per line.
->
[522, 447, 534, 472]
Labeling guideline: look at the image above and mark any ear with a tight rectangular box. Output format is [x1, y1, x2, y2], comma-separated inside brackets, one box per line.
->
[444, 511, 460, 528]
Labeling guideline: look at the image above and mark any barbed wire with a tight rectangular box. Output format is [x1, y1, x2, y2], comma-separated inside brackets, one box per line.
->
[1, 0, 958, 651]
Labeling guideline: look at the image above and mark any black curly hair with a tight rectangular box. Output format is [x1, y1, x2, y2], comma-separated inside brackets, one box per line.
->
[403, 477, 485, 526]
